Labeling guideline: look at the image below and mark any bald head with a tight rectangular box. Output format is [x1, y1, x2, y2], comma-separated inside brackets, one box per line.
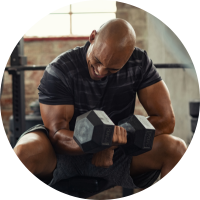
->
[96, 18, 136, 51]
[86, 19, 136, 81]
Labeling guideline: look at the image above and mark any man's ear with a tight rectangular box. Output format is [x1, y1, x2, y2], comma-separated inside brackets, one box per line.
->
[89, 30, 97, 43]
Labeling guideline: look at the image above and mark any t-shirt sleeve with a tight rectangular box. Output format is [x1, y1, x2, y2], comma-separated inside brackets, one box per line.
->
[137, 50, 162, 91]
[38, 64, 74, 105]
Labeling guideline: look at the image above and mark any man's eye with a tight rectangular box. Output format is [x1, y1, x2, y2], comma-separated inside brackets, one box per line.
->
[93, 57, 100, 64]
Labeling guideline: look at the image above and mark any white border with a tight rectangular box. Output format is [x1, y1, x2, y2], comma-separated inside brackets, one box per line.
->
[0, 0, 199, 199]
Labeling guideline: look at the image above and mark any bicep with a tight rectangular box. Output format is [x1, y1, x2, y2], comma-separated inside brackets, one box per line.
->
[137, 80, 174, 118]
[40, 103, 74, 139]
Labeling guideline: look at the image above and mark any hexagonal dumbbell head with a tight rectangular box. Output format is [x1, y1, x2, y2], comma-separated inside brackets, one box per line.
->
[73, 110, 115, 153]
[118, 115, 155, 156]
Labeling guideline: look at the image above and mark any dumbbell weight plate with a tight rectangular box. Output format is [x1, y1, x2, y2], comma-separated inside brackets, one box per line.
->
[118, 115, 155, 156]
[73, 110, 115, 153]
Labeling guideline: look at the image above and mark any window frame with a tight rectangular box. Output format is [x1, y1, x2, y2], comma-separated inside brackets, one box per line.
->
[24, 3, 116, 41]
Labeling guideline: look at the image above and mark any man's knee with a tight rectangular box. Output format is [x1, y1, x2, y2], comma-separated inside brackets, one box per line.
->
[174, 136, 187, 154]
[14, 142, 38, 174]
[155, 134, 187, 159]
[13, 131, 56, 175]
[14, 143, 25, 161]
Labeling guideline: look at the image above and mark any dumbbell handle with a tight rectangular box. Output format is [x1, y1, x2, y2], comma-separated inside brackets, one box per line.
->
[118, 124, 135, 141]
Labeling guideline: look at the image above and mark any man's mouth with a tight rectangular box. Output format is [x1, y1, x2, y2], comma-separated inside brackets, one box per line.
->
[93, 66, 99, 75]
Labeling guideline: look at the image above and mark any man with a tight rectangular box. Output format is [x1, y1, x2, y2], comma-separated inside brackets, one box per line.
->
[14, 19, 187, 192]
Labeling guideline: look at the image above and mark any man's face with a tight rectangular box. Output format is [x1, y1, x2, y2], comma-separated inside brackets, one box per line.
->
[86, 32, 131, 81]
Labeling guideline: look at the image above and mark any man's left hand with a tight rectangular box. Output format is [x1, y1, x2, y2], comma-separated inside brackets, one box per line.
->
[92, 146, 117, 168]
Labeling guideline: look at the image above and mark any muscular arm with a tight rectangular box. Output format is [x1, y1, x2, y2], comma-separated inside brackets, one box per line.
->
[40, 103, 84, 155]
[137, 80, 175, 136]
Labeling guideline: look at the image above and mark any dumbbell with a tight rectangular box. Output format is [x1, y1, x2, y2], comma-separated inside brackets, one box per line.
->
[73, 110, 155, 156]
[118, 115, 155, 156]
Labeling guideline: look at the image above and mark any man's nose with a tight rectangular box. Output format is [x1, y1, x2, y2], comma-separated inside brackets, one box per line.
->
[97, 66, 107, 76]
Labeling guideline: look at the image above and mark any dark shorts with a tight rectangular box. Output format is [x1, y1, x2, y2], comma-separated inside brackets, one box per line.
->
[17, 124, 160, 190]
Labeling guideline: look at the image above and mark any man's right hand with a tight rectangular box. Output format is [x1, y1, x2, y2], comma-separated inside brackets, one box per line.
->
[112, 126, 127, 145]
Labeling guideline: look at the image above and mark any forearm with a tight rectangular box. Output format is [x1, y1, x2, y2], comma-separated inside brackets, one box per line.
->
[147, 115, 175, 136]
[51, 128, 119, 155]
[51, 129, 85, 155]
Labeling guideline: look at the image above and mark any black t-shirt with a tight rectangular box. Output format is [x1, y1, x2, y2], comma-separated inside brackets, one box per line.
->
[38, 41, 162, 130]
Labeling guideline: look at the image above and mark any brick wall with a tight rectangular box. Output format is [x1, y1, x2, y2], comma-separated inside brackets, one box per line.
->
[1, 39, 88, 137]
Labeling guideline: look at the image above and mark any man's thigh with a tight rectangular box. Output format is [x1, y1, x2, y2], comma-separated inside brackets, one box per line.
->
[130, 134, 187, 177]
[14, 130, 57, 179]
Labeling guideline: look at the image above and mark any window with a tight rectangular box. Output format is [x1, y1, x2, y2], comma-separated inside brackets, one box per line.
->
[24, 0, 116, 37]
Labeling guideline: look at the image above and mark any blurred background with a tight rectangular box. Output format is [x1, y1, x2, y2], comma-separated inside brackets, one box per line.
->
[1, 0, 199, 199]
